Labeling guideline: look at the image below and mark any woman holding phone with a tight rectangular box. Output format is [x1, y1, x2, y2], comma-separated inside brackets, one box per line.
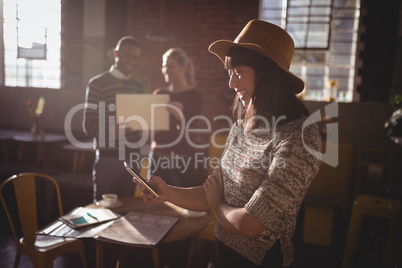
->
[137, 20, 322, 268]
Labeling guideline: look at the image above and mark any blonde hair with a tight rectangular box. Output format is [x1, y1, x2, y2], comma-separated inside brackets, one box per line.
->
[163, 48, 196, 87]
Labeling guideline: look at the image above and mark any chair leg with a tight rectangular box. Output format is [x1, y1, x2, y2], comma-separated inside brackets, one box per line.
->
[32, 255, 53, 268]
[13, 249, 21, 268]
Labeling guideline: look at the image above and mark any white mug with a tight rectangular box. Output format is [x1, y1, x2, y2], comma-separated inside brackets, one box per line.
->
[102, 193, 118, 207]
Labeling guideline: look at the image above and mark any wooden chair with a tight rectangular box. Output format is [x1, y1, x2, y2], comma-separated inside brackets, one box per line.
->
[0, 172, 87, 268]
[342, 195, 401, 268]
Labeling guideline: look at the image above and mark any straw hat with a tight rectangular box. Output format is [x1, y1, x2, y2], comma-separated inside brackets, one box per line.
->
[208, 19, 304, 94]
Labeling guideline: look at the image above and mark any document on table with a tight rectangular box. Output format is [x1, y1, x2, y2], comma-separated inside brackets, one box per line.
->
[38, 216, 115, 239]
[96, 211, 179, 247]
[60, 207, 120, 229]
[37, 211, 178, 247]
[37, 207, 120, 238]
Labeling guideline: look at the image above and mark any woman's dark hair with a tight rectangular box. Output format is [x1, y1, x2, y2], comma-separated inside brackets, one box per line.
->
[225, 46, 309, 130]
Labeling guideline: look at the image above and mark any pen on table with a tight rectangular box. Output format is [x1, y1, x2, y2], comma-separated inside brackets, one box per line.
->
[87, 212, 99, 221]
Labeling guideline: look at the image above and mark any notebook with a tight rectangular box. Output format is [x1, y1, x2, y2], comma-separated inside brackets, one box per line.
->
[59, 207, 120, 229]
[115, 94, 170, 131]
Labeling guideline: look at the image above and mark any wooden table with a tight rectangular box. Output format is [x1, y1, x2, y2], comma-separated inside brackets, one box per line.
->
[86, 196, 210, 268]
[62, 142, 95, 173]
[13, 133, 66, 167]
[0, 129, 30, 162]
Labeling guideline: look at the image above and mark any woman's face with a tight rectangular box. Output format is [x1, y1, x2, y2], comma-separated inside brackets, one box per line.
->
[227, 66, 255, 107]
[161, 56, 186, 85]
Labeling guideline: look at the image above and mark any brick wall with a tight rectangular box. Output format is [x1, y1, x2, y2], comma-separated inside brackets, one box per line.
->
[127, 0, 259, 133]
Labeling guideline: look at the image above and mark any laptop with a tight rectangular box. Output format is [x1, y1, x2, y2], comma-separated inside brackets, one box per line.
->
[115, 94, 170, 131]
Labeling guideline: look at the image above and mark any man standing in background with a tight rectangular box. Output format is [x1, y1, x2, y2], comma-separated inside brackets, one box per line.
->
[83, 36, 145, 202]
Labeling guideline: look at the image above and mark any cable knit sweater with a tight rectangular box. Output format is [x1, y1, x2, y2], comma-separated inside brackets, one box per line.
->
[214, 117, 322, 266]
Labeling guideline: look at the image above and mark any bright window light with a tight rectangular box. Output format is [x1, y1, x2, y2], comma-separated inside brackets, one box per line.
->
[260, 0, 361, 102]
[3, 0, 61, 88]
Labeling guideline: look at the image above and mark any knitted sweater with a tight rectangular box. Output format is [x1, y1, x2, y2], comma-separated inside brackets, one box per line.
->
[215, 117, 322, 266]
[83, 71, 144, 149]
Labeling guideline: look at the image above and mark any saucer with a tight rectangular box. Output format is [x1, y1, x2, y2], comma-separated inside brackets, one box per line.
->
[96, 199, 123, 208]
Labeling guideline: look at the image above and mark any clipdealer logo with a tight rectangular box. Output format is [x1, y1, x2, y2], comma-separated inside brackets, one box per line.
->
[64, 101, 339, 167]
[302, 102, 339, 167]
[63, 102, 233, 158]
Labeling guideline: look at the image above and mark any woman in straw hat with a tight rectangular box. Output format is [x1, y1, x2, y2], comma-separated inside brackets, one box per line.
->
[138, 19, 322, 267]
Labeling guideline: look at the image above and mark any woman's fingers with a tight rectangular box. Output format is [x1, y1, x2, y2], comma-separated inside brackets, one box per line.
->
[218, 165, 223, 182]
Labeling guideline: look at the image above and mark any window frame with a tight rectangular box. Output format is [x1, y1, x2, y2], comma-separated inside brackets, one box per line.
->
[259, 0, 361, 102]
[1, 0, 61, 89]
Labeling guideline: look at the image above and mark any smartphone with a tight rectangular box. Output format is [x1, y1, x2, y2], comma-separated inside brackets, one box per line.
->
[124, 162, 160, 198]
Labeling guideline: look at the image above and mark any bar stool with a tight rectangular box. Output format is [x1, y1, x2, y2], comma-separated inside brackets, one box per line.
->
[342, 195, 401, 268]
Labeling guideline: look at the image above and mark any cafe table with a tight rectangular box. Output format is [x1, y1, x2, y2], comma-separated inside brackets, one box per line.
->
[0, 129, 29, 162]
[86, 196, 210, 268]
[13, 132, 66, 167]
[61, 141, 95, 173]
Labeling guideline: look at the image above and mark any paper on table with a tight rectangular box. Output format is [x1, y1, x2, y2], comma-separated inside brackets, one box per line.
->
[38, 210, 178, 247]
[96, 211, 179, 247]
[38, 218, 115, 239]
[60, 207, 119, 229]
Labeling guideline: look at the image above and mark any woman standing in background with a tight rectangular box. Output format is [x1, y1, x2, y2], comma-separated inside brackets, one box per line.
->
[149, 48, 203, 187]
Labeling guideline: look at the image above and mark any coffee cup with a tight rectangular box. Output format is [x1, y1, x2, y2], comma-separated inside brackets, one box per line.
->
[102, 193, 118, 207]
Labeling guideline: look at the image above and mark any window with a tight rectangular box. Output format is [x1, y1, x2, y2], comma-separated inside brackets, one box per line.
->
[260, 0, 361, 102]
[2, 0, 61, 88]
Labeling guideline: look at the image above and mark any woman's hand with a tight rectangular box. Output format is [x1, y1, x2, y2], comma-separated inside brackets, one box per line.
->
[203, 166, 225, 209]
[136, 175, 169, 204]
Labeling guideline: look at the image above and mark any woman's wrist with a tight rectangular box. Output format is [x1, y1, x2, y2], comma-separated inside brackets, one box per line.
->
[210, 200, 225, 213]
[164, 184, 174, 202]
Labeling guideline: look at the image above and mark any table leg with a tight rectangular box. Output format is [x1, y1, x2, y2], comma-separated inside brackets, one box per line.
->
[78, 151, 87, 173]
[36, 142, 48, 167]
[17, 142, 25, 164]
[152, 248, 159, 268]
[72, 151, 87, 174]
[116, 245, 128, 268]
[97, 240, 104, 268]
[72, 151, 80, 173]
[1, 140, 10, 162]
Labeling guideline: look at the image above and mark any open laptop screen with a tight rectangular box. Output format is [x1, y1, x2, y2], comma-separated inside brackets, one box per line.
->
[115, 94, 170, 131]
